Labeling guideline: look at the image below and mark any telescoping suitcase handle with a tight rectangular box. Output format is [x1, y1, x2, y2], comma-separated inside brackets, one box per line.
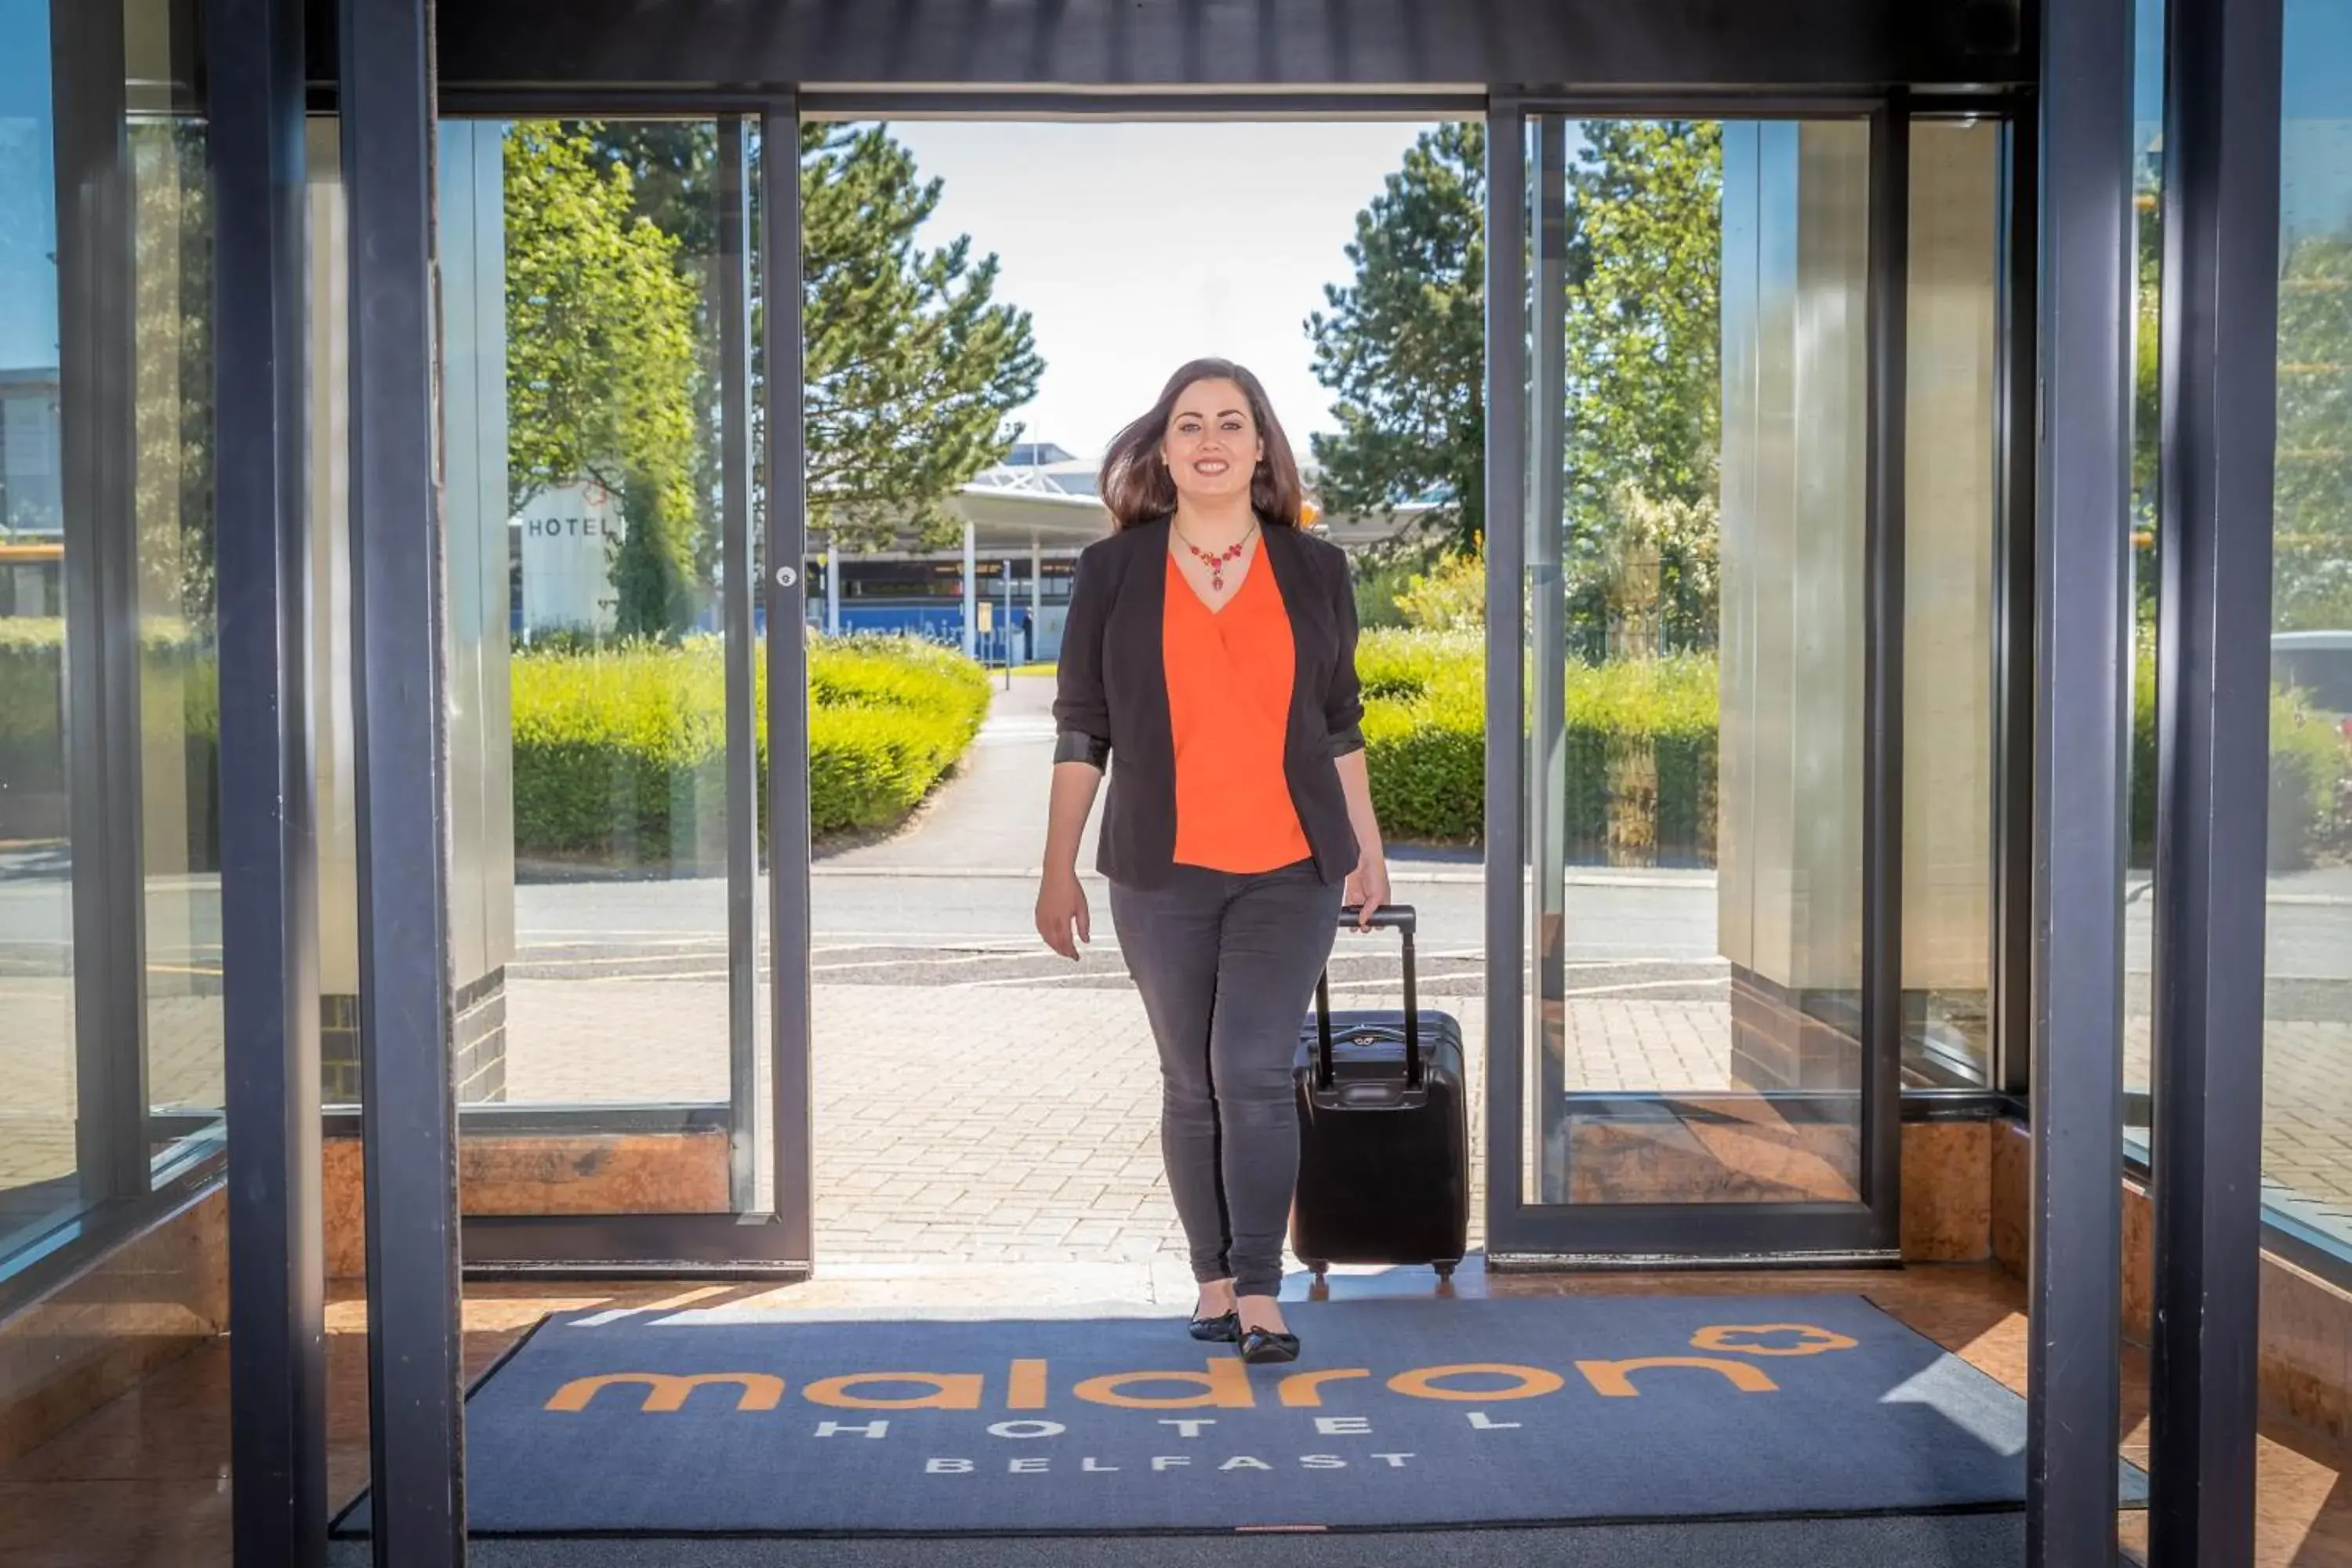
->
[1312, 903, 1420, 1091]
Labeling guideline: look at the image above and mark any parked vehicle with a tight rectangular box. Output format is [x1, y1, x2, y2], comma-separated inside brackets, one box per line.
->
[2274, 630, 2352, 735]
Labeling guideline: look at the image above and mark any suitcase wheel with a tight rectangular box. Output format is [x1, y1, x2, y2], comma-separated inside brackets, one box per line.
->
[1433, 1260, 1456, 1280]
[1302, 1259, 1329, 1279]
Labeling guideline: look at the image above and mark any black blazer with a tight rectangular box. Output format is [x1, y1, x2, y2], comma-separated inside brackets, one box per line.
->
[1052, 517, 1366, 889]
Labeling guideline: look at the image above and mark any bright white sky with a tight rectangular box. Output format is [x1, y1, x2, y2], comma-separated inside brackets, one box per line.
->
[881, 120, 1443, 461]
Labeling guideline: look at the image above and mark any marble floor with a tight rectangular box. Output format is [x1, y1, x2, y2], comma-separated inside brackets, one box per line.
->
[2, 1258, 2349, 1566]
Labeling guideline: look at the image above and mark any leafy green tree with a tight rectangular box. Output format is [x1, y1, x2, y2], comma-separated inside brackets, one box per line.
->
[503, 123, 701, 636]
[591, 122, 718, 260]
[796, 123, 1043, 550]
[610, 460, 697, 638]
[1307, 118, 1722, 647]
[1559, 122, 1722, 655]
[1307, 122, 1487, 556]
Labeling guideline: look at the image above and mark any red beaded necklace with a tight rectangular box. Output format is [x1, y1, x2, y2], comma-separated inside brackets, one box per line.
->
[1175, 524, 1258, 593]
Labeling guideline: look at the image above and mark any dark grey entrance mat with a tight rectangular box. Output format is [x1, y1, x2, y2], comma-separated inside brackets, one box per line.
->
[328, 1512, 2044, 1567]
[335, 1294, 2147, 1537]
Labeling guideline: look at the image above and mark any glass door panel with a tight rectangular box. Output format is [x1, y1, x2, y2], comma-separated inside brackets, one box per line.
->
[1523, 113, 1884, 1236]
[425, 114, 785, 1261]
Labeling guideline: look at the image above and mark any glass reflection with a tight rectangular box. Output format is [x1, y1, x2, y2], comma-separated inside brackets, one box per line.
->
[129, 0, 223, 1168]
[0, 0, 74, 1263]
[2263, 0, 2352, 1251]
[2124, 0, 2165, 1141]
[1902, 119, 2002, 1087]
[1527, 117, 1871, 1206]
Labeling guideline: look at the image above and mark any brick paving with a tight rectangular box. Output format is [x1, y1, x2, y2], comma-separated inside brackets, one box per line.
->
[8, 945, 2352, 1265]
[503, 975, 1491, 1262]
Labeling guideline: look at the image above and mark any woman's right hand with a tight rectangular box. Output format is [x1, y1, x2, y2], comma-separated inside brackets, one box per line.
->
[1036, 866, 1091, 960]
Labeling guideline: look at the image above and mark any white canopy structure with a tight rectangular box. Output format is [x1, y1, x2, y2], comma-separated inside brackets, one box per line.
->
[811, 442, 1438, 657]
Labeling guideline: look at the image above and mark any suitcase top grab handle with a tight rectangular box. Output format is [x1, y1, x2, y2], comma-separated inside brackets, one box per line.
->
[1313, 903, 1420, 1089]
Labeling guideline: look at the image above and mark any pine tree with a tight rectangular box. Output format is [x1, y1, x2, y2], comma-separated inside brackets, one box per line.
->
[515, 120, 1046, 615]
[795, 123, 1042, 551]
[1306, 122, 1487, 557]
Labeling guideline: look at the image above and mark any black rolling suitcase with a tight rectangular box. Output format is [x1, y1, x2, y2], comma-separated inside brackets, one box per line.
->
[1288, 904, 1469, 1282]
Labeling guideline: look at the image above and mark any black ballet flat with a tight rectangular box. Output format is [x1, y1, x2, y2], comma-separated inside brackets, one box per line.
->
[1188, 1311, 1239, 1342]
[1237, 1326, 1301, 1364]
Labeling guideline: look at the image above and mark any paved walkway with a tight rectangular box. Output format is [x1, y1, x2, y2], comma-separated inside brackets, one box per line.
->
[5, 675, 2352, 1268]
[819, 673, 1098, 873]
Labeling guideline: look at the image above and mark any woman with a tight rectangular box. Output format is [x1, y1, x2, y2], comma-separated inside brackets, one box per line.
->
[1035, 358, 1390, 1366]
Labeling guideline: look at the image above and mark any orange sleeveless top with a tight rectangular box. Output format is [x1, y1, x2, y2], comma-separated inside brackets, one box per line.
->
[1163, 546, 1312, 873]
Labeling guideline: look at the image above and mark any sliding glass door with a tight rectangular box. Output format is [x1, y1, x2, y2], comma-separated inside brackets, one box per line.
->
[364, 111, 808, 1269]
[1490, 104, 1933, 1261]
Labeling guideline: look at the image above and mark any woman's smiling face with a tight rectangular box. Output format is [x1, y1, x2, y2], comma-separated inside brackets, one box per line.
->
[1160, 378, 1263, 510]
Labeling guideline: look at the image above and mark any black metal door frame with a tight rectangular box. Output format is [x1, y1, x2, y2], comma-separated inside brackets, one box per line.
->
[250, 2, 2202, 1562]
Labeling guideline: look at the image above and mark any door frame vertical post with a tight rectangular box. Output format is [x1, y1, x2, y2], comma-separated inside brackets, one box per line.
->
[1861, 101, 1910, 1236]
[1993, 110, 2042, 1101]
[717, 114, 759, 1212]
[2147, 0, 2283, 1554]
[342, 0, 466, 1559]
[2027, 0, 2136, 1559]
[760, 98, 816, 1267]
[49, 0, 151, 1208]
[1525, 114, 1571, 1206]
[1482, 95, 1530, 1240]
[213, 0, 328, 1557]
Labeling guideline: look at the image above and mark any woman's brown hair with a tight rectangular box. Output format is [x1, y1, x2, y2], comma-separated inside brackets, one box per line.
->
[1097, 358, 1305, 531]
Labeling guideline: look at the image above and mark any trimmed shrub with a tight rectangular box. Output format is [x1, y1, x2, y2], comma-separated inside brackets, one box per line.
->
[2131, 641, 2158, 867]
[509, 633, 990, 864]
[2267, 687, 2352, 872]
[1356, 630, 1718, 861]
[803, 636, 991, 836]
[0, 619, 220, 853]
[2129, 640, 2351, 870]
[3, 625, 987, 862]
[508, 639, 731, 868]
[0, 619, 69, 800]
[1558, 652, 1717, 867]
[1359, 631, 1486, 842]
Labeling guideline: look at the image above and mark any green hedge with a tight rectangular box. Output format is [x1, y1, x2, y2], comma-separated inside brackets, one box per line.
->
[14, 614, 2352, 872]
[508, 641, 730, 865]
[1367, 632, 2352, 871]
[804, 637, 992, 837]
[2130, 641, 2351, 870]
[0, 620, 986, 866]
[0, 619, 220, 856]
[510, 633, 990, 865]
[1358, 631, 1486, 842]
[1357, 630, 1718, 859]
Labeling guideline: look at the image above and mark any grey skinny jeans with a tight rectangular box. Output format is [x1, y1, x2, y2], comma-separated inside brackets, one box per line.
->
[1109, 859, 1344, 1300]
